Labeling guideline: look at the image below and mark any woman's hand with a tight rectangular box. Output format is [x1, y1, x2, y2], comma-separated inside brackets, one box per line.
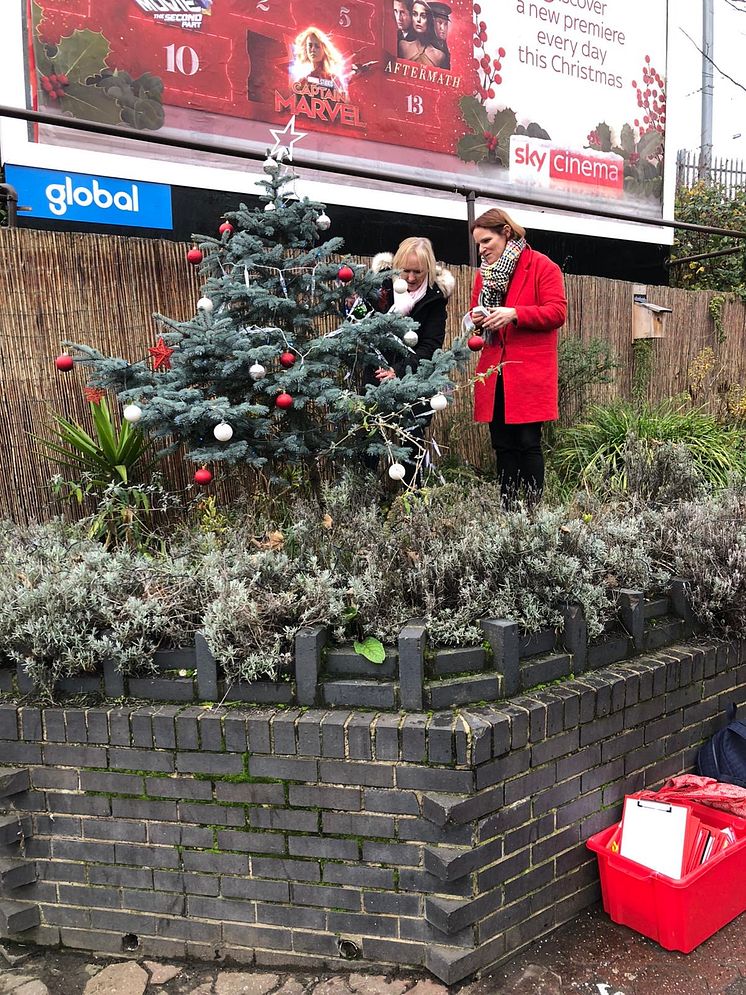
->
[470, 308, 486, 328]
[481, 307, 518, 332]
[375, 367, 396, 382]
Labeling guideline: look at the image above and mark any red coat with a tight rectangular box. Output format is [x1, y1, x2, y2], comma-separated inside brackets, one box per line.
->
[471, 247, 567, 424]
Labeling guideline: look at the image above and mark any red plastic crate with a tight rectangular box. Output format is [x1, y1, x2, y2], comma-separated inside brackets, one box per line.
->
[587, 798, 746, 952]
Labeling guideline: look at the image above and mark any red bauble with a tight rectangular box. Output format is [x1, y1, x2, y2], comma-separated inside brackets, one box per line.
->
[279, 351, 296, 368]
[194, 467, 213, 486]
[218, 222, 234, 235]
[55, 354, 74, 372]
[186, 248, 203, 265]
[337, 265, 354, 283]
[468, 335, 485, 352]
[275, 392, 294, 410]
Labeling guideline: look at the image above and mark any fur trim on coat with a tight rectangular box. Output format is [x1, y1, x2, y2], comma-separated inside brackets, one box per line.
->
[371, 251, 455, 300]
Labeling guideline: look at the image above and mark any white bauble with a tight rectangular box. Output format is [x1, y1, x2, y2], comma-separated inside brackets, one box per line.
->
[403, 330, 419, 347]
[388, 462, 407, 481]
[429, 392, 448, 412]
[264, 202, 276, 212]
[123, 403, 142, 424]
[197, 297, 213, 313]
[393, 278, 408, 295]
[213, 421, 234, 442]
[263, 156, 278, 171]
[249, 363, 267, 381]
[316, 212, 331, 231]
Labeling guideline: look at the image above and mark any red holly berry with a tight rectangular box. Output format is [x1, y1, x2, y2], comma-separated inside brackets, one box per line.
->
[275, 392, 294, 410]
[218, 222, 233, 235]
[55, 353, 74, 372]
[468, 335, 485, 352]
[187, 248, 203, 265]
[194, 467, 213, 486]
[279, 351, 296, 368]
[337, 265, 354, 283]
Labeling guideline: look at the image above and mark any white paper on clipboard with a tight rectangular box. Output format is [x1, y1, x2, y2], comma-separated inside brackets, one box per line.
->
[619, 797, 690, 878]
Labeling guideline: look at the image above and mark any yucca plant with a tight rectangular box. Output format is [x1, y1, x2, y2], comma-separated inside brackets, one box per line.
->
[554, 398, 746, 493]
[36, 396, 152, 488]
[34, 398, 167, 547]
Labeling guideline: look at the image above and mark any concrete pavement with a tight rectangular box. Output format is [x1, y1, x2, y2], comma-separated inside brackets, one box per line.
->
[2, 902, 746, 994]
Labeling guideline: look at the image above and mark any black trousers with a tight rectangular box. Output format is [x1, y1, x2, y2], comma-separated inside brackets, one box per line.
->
[489, 376, 544, 504]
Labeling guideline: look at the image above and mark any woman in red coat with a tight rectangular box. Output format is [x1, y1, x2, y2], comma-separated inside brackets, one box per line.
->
[469, 208, 567, 504]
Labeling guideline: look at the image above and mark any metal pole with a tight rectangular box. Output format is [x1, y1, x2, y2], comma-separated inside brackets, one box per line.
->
[701, 0, 714, 179]
[0, 184, 18, 227]
[465, 191, 478, 268]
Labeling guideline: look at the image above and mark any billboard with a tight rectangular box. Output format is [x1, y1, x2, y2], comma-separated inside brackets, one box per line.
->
[1, 0, 672, 242]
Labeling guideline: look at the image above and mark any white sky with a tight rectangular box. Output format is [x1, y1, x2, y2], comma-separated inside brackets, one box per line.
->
[668, 0, 746, 161]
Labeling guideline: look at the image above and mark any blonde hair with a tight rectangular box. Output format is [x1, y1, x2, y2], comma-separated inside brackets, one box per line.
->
[392, 236, 437, 286]
[470, 207, 526, 241]
[293, 27, 345, 79]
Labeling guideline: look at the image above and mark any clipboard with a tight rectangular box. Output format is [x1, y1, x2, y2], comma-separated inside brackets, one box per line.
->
[619, 797, 696, 879]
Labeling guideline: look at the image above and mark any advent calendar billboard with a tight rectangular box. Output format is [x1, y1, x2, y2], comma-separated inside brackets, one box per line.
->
[1, 0, 671, 240]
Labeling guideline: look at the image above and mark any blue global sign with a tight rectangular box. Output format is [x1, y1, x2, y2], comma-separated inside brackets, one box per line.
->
[4, 165, 172, 229]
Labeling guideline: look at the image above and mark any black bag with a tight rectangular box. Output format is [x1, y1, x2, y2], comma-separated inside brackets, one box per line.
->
[697, 703, 746, 789]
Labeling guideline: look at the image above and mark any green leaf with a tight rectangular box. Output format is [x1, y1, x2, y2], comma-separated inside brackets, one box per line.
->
[489, 107, 518, 165]
[595, 122, 612, 153]
[58, 81, 124, 126]
[459, 95, 491, 137]
[457, 133, 488, 163]
[52, 29, 110, 83]
[353, 637, 386, 665]
[637, 129, 663, 160]
[31, 2, 55, 77]
[620, 123, 636, 154]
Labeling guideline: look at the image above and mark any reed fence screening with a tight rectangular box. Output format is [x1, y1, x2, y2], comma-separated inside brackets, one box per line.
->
[1, 227, 745, 523]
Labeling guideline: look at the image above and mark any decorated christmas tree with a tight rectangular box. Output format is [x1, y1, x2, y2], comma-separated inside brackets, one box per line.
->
[63, 155, 469, 487]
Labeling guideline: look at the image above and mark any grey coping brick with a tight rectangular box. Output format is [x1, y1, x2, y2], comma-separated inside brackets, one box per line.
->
[272, 709, 301, 755]
[0, 704, 19, 740]
[246, 711, 273, 754]
[320, 711, 348, 758]
[130, 710, 154, 748]
[322, 680, 397, 710]
[428, 713, 455, 764]
[152, 706, 180, 750]
[374, 715, 401, 760]
[42, 708, 65, 743]
[223, 714, 248, 753]
[84, 709, 109, 744]
[198, 713, 225, 752]
[346, 714, 374, 760]
[175, 708, 201, 750]
[19, 707, 43, 741]
[296, 710, 326, 756]
[400, 714, 428, 762]
[426, 675, 501, 711]
[63, 709, 88, 744]
[109, 711, 131, 746]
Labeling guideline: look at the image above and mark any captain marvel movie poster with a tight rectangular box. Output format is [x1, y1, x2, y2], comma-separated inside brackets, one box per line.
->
[20, 0, 669, 217]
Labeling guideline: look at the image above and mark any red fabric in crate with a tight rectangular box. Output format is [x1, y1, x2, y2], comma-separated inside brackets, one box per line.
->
[638, 774, 746, 820]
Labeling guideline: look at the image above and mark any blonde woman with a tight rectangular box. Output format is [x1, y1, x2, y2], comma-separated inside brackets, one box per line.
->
[372, 235, 454, 381]
[292, 27, 347, 92]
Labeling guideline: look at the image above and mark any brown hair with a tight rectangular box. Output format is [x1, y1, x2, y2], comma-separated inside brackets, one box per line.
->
[470, 208, 526, 240]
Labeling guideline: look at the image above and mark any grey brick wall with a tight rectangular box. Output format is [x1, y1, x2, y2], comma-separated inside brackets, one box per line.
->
[1, 639, 744, 984]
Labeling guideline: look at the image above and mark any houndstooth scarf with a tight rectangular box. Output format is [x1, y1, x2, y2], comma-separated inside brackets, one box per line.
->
[479, 237, 526, 308]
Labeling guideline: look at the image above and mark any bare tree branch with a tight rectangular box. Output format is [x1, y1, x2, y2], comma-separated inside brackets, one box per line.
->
[722, 0, 746, 12]
[681, 28, 746, 93]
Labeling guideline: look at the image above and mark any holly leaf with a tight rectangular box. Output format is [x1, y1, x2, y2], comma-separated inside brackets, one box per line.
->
[489, 107, 518, 166]
[637, 129, 663, 160]
[620, 123, 636, 154]
[94, 70, 165, 130]
[353, 637, 386, 665]
[58, 80, 124, 125]
[594, 122, 612, 152]
[459, 94, 491, 137]
[31, 1, 55, 77]
[53, 29, 110, 84]
[457, 133, 488, 163]
[524, 121, 551, 140]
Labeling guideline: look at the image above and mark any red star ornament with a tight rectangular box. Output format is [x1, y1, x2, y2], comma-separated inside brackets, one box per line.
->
[148, 337, 175, 371]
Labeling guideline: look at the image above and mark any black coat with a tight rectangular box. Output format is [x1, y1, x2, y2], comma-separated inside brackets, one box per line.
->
[380, 280, 448, 378]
